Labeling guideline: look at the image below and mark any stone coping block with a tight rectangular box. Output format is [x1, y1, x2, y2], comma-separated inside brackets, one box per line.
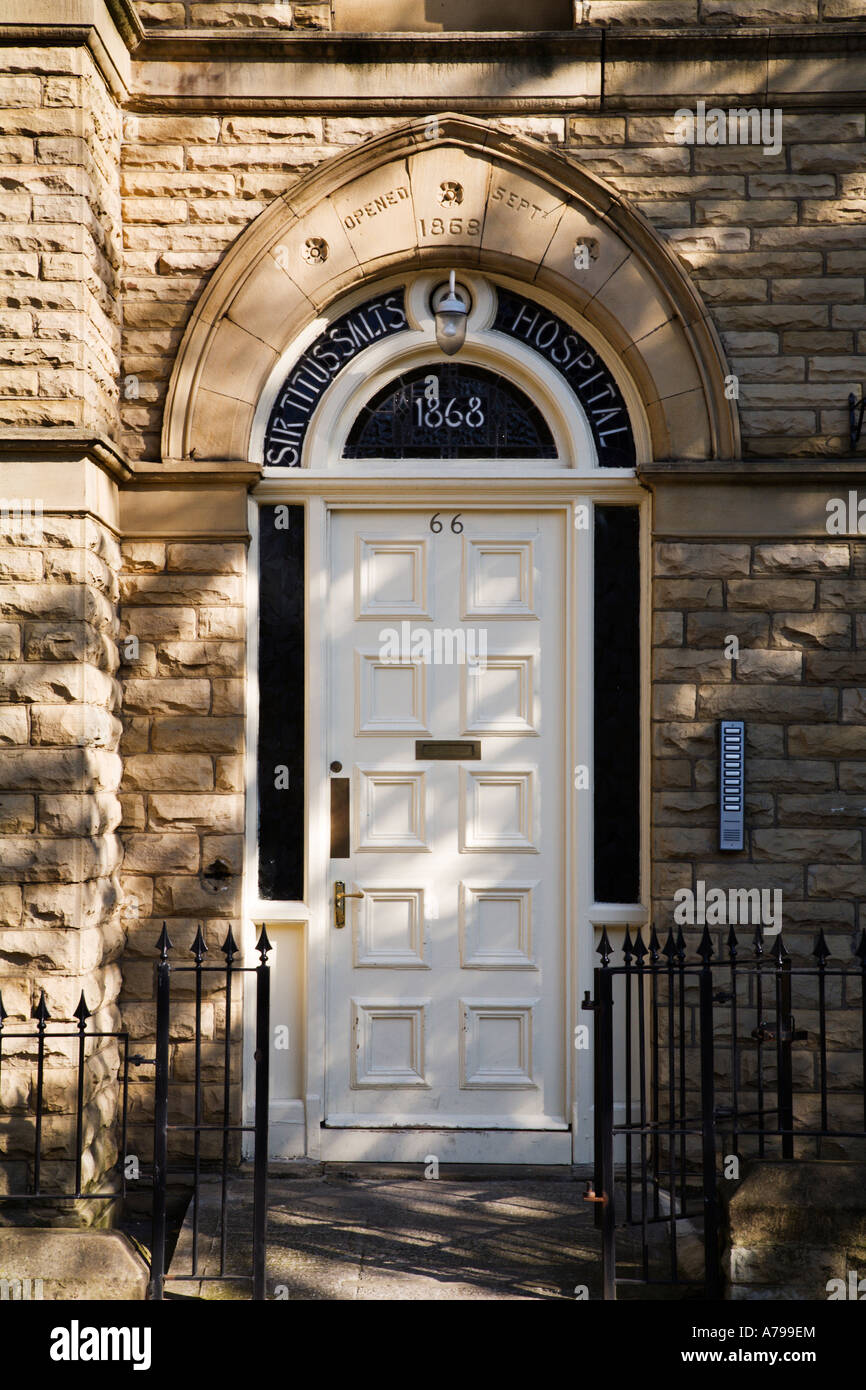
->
[0, 1228, 148, 1300]
[723, 1160, 866, 1300]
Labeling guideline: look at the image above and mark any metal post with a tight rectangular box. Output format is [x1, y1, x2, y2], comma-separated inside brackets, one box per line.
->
[590, 973, 603, 1232]
[149, 926, 172, 1301]
[191, 926, 208, 1278]
[73, 992, 90, 1197]
[778, 952, 794, 1161]
[698, 932, 721, 1299]
[598, 961, 616, 1301]
[32, 991, 49, 1196]
[252, 928, 271, 1302]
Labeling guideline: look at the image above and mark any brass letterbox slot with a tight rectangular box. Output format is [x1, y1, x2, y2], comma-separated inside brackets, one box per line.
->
[414, 740, 481, 761]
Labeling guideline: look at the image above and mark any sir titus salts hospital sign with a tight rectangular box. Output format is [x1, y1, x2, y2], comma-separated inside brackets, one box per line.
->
[264, 286, 636, 469]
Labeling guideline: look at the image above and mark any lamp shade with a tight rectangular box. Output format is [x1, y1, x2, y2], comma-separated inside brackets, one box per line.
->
[434, 270, 469, 356]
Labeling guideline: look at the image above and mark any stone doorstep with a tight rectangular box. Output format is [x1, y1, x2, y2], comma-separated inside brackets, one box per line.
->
[165, 1170, 605, 1301]
[0, 1228, 149, 1301]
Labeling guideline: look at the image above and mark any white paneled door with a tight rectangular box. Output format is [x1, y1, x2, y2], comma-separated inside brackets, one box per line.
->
[324, 507, 569, 1160]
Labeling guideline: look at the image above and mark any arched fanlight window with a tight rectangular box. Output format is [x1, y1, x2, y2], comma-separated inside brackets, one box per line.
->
[342, 363, 558, 460]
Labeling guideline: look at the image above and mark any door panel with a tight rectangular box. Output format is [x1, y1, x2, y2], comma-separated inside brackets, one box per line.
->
[325, 508, 567, 1149]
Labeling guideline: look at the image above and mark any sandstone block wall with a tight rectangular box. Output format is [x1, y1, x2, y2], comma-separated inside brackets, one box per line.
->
[117, 538, 246, 1156]
[0, 513, 125, 1205]
[0, 47, 121, 437]
[652, 538, 866, 932]
[651, 537, 866, 1145]
[0, 39, 125, 1200]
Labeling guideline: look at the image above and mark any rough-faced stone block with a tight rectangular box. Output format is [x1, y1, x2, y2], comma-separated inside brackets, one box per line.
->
[0, 794, 35, 833]
[699, 686, 835, 720]
[148, 793, 243, 832]
[123, 833, 201, 874]
[120, 574, 242, 607]
[122, 607, 197, 640]
[121, 541, 166, 573]
[37, 793, 121, 837]
[122, 679, 211, 715]
[165, 543, 246, 574]
[211, 679, 243, 714]
[122, 754, 213, 791]
[655, 543, 750, 577]
[154, 875, 241, 916]
[772, 612, 852, 649]
[736, 650, 803, 682]
[30, 705, 121, 749]
[151, 717, 243, 753]
[687, 612, 769, 646]
[190, 3, 296, 26]
[653, 649, 732, 681]
[0, 705, 27, 745]
[727, 578, 816, 608]
[654, 579, 724, 610]
[754, 829, 861, 862]
[652, 684, 697, 719]
[156, 640, 243, 678]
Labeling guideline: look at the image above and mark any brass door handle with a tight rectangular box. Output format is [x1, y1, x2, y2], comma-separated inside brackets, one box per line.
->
[334, 880, 363, 928]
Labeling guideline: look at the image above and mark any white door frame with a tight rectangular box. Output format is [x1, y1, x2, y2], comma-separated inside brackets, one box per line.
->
[244, 472, 649, 1163]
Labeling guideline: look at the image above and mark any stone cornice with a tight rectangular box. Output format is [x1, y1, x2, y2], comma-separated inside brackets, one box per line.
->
[129, 23, 866, 62]
[0, 429, 133, 484]
[5, 15, 865, 109]
[127, 25, 866, 111]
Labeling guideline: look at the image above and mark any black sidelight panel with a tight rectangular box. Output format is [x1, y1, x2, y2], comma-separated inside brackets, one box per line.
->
[258, 505, 305, 900]
[593, 505, 640, 903]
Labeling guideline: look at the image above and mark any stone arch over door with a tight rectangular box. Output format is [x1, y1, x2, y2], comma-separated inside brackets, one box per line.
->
[162, 114, 739, 466]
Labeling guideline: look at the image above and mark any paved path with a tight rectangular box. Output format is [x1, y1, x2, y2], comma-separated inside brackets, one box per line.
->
[165, 1166, 609, 1300]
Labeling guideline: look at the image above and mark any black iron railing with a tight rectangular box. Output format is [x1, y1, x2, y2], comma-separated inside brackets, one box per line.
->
[0, 927, 271, 1303]
[584, 924, 866, 1300]
[0, 989, 129, 1209]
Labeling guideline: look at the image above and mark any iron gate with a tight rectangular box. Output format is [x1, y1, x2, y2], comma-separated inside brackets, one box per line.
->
[583, 923, 866, 1300]
[149, 923, 271, 1301]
